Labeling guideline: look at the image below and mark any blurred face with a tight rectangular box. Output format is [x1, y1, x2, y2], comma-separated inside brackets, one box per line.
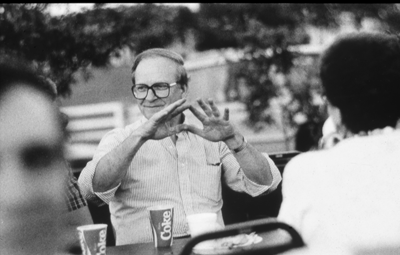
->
[0, 85, 67, 255]
[134, 57, 187, 119]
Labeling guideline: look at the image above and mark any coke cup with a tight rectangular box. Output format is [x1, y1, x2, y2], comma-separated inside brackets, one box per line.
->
[148, 205, 174, 247]
[77, 224, 108, 255]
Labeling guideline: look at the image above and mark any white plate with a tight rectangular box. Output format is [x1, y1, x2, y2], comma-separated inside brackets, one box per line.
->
[192, 233, 263, 255]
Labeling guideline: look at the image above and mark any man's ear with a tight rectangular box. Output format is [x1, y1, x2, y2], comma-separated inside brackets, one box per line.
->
[180, 74, 189, 98]
[181, 84, 188, 98]
[327, 100, 344, 134]
[180, 74, 190, 98]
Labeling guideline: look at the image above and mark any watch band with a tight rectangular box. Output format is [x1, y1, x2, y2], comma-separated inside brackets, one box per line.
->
[232, 137, 247, 153]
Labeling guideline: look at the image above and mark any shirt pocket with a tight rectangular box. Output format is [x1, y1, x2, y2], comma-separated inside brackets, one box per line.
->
[191, 140, 222, 204]
[198, 155, 222, 203]
[206, 158, 222, 167]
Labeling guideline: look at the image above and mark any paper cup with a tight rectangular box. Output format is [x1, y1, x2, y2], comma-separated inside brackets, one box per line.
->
[186, 212, 220, 250]
[148, 205, 174, 247]
[77, 224, 107, 255]
[186, 212, 219, 237]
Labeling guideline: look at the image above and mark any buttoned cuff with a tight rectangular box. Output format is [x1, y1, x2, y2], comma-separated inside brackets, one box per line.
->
[94, 183, 121, 204]
[241, 154, 282, 197]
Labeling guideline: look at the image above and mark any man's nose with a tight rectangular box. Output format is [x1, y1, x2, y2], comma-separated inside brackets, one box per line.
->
[145, 88, 158, 100]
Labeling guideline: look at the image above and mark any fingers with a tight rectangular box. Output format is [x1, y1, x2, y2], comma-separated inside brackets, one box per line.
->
[223, 108, 229, 121]
[197, 98, 213, 117]
[208, 99, 221, 118]
[166, 98, 187, 112]
[194, 98, 223, 120]
[170, 103, 190, 119]
[189, 105, 207, 122]
[176, 124, 203, 137]
[152, 98, 186, 121]
[173, 124, 186, 134]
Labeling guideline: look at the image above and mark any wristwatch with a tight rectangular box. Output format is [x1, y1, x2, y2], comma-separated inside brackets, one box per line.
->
[232, 137, 247, 153]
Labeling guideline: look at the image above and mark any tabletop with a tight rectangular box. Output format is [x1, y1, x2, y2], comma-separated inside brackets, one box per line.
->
[106, 229, 291, 255]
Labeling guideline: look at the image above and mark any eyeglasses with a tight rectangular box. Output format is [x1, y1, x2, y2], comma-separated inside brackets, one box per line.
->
[131, 82, 178, 99]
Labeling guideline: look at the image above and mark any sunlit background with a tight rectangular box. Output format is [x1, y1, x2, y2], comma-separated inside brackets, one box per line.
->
[46, 3, 200, 16]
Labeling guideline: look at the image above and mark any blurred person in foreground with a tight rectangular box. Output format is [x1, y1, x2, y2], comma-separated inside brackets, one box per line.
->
[278, 32, 400, 255]
[0, 61, 69, 255]
[78, 48, 282, 245]
[41, 77, 93, 253]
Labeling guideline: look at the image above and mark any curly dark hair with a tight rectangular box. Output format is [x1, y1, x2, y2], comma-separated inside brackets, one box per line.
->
[320, 32, 400, 133]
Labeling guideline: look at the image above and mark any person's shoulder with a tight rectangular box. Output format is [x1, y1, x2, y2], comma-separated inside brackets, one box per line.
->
[283, 150, 330, 179]
[287, 150, 327, 167]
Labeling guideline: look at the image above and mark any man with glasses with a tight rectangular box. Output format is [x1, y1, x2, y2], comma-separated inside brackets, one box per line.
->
[78, 48, 281, 245]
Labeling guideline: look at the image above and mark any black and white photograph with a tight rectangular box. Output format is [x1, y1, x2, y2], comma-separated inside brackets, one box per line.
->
[1, 3, 400, 255]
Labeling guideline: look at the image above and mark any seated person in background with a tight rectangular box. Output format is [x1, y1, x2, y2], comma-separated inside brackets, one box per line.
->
[78, 48, 282, 245]
[278, 32, 400, 254]
[0, 60, 69, 255]
[40, 77, 93, 252]
[294, 120, 323, 152]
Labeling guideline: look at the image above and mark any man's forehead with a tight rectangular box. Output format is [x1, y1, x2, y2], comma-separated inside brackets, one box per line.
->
[135, 57, 180, 82]
[0, 87, 63, 152]
[137, 56, 180, 69]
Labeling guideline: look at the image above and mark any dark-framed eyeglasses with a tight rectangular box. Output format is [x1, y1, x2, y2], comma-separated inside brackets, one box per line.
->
[131, 82, 178, 99]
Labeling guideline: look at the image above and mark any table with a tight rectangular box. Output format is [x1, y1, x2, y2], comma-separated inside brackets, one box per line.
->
[106, 230, 291, 255]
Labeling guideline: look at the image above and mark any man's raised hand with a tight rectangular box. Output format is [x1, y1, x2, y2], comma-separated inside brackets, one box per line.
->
[181, 98, 236, 142]
[136, 98, 189, 140]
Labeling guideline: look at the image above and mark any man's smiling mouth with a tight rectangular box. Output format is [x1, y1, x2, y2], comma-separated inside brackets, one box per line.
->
[144, 105, 163, 108]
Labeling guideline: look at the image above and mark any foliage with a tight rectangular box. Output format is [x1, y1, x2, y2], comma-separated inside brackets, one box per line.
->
[196, 4, 308, 51]
[0, 3, 197, 97]
[0, 4, 111, 96]
[196, 3, 400, 141]
[73, 4, 197, 54]
[296, 3, 400, 31]
[196, 4, 311, 133]
[280, 54, 327, 131]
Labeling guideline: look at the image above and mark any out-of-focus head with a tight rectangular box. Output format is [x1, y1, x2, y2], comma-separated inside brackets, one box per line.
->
[37, 76, 70, 131]
[131, 48, 189, 119]
[320, 32, 400, 134]
[40, 76, 58, 100]
[0, 60, 68, 255]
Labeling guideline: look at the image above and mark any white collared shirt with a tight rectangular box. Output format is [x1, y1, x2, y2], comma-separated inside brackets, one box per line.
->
[278, 130, 400, 254]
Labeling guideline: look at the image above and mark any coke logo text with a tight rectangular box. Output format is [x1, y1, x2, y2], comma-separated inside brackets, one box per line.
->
[161, 210, 172, 240]
[79, 232, 86, 255]
[96, 229, 107, 255]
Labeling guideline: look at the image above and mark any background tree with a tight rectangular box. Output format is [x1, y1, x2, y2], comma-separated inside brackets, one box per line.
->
[1, 3, 400, 145]
[196, 3, 312, 142]
[0, 3, 197, 96]
[196, 3, 400, 149]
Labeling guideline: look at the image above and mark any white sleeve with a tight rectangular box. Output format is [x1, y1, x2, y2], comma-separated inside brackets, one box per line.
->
[78, 127, 127, 204]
